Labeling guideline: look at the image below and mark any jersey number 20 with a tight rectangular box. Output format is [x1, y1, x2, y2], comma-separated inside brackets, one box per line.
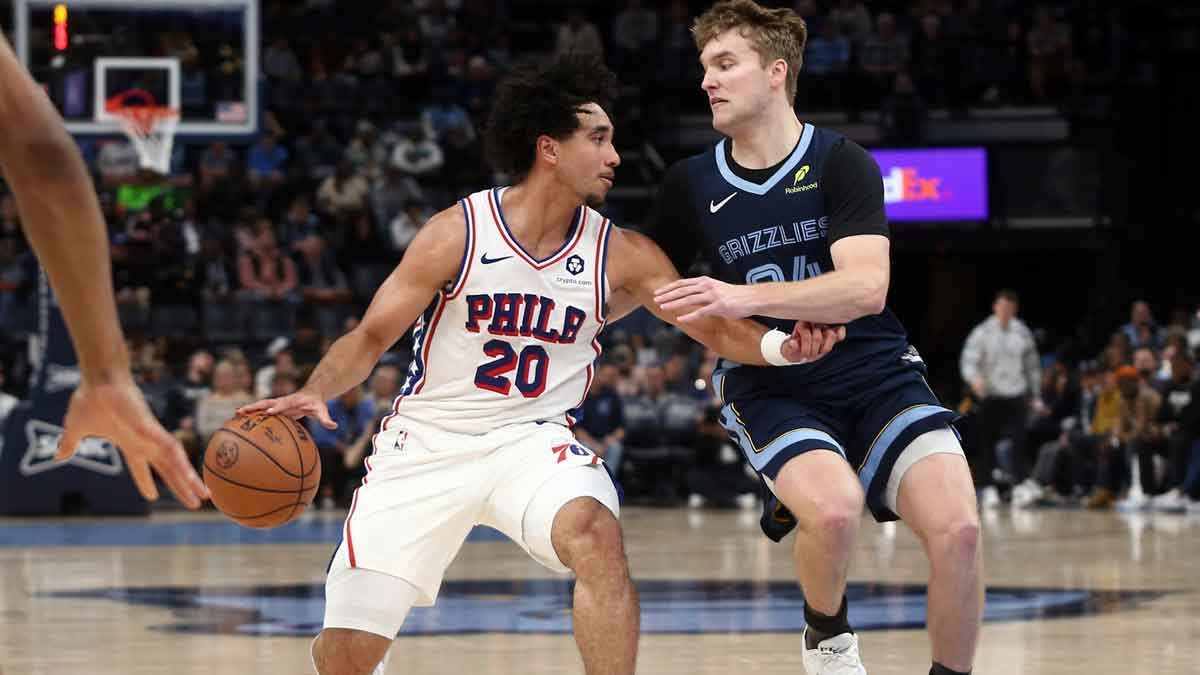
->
[474, 339, 550, 397]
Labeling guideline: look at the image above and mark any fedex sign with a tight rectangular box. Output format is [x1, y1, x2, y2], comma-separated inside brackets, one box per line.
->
[870, 148, 988, 221]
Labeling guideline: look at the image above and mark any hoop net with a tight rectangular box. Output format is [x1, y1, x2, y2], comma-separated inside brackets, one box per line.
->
[105, 90, 180, 175]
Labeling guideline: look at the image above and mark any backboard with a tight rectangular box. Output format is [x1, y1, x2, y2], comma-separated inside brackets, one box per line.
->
[13, 0, 259, 137]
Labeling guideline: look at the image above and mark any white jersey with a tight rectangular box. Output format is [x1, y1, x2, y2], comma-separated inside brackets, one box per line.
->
[383, 187, 613, 432]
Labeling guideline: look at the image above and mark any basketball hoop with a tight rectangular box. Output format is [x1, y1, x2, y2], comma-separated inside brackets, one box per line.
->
[105, 89, 179, 176]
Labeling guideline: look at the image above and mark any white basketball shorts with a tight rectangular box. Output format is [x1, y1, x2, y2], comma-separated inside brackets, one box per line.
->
[326, 416, 620, 610]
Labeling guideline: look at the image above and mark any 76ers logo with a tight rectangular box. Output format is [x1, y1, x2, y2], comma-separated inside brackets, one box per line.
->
[215, 442, 240, 470]
[550, 443, 599, 465]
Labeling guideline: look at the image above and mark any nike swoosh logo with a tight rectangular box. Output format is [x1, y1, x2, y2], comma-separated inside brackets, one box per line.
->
[480, 253, 514, 264]
[709, 192, 738, 213]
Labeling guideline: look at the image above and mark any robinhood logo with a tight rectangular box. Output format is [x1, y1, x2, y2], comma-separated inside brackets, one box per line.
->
[785, 164, 817, 194]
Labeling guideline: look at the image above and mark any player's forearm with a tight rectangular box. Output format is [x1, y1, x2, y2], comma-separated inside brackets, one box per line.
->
[681, 316, 771, 366]
[739, 268, 886, 324]
[0, 86, 128, 381]
[302, 328, 389, 401]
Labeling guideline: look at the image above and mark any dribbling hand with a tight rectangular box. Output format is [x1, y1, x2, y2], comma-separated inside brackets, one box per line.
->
[55, 374, 210, 509]
[782, 322, 846, 363]
[237, 389, 338, 430]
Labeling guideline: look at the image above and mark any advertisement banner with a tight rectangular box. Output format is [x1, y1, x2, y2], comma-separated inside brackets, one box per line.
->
[870, 148, 988, 222]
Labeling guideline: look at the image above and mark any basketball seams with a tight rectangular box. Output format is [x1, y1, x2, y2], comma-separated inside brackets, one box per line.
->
[203, 462, 319, 494]
[277, 417, 320, 479]
[277, 417, 308, 523]
[214, 427, 305, 478]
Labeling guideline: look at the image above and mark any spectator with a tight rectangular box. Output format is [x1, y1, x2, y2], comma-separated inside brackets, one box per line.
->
[246, 134, 289, 190]
[556, 9, 605, 61]
[293, 234, 354, 336]
[0, 237, 30, 326]
[574, 362, 627, 478]
[1121, 300, 1161, 350]
[421, 87, 476, 147]
[255, 337, 296, 399]
[198, 141, 237, 193]
[389, 200, 430, 254]
[308, 385, 376, 508]
[879, 72, 928, 144]
[344, 120, 391, 180]
[372, 165, 425, 234]
[263, 36, 303, 81]
[317, 161, 372, 217]
[237, 226, 299, 304]
[610, 0, 659, 80]
[1124, 351, 1194, 507]
[860, 12, 909, 103]
[196, 236, 237, 305]
[1080, 366, 1161, 509]
[193, 359, 254, 450]
[278, 196, 322, 250]
[270, 370, 300, 398]
[620, 363, 703, 503]
[684, 406, 759, 508]
[828, 0, 872, 44]
[802, 20, 850, 108]
[96, 139, 140, 188]
[910, 13, 957, 107]
[960, 289, 1042, 506]
[390, 124, 444, 177]
[366, 364, 402, 418]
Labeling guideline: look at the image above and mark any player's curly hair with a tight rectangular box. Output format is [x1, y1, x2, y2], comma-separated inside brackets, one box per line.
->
[692, 0, 808, 103]
[483, 53, 619, 181]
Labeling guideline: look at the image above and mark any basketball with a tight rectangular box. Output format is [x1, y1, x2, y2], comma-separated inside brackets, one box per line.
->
[202, 414, 321, 529]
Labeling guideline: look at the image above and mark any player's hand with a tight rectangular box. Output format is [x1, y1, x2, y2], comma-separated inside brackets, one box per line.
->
[237, 389, 337, 429]
[55, 373, 210, 509]
[653, 276, 749, 322]
[782, 322, 846, 364]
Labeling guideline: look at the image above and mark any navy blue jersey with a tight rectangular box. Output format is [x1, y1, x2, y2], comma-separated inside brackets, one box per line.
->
[644, 125, 921, 403]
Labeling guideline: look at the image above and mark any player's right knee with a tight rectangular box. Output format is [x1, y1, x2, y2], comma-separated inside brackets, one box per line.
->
[774, 451, 864, 526]
[551, 497, 625, 573]
[311, 628, 391, 675]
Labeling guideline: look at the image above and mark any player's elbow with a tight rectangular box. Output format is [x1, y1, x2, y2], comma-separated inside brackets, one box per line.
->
[852, 269, 889, 318]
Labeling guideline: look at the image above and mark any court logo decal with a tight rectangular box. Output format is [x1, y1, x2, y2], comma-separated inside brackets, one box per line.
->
[46, 580, 1165, 638]
[19, 420, 124, 477]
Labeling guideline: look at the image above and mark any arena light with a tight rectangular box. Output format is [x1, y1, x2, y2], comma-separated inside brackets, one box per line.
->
[53, 3, 68, 51]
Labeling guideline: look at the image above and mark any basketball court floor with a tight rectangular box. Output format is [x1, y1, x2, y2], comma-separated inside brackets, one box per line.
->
[1, 506, 1197, 674]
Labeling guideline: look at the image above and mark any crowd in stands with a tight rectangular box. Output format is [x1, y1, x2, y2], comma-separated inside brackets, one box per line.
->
[0, 0, 1177, 510]
[961, 297, 1200, 514]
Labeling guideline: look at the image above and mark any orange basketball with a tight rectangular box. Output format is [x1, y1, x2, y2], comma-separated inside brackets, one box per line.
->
[202, 413, 321, 529]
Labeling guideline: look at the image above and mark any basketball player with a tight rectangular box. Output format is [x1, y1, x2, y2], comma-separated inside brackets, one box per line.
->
[644, 3, 983, 674]
[0, 35, 208, 509]
[240, 54, 842, 675]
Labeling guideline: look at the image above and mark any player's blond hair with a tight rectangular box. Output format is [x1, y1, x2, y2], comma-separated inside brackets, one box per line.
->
[692, 0, 808, 102]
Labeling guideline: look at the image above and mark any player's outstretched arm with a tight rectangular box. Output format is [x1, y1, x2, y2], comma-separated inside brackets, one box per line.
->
[238, 207, 465, 425]
[654, 234, 890, 325]
[0, 36, 209, 508]
[608, 227, 844, 365]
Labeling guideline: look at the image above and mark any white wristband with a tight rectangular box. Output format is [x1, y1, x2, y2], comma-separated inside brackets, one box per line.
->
[760, 329, 792, 366]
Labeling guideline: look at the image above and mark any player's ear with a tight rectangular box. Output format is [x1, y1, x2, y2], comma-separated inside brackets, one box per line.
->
[770, 58, 788, 90]
[536, 134, 559, 168]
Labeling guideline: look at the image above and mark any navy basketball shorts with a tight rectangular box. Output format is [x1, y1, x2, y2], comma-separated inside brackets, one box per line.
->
[718, 372, 959, 541]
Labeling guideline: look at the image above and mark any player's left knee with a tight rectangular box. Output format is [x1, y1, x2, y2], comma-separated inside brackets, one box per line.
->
[934, 515, 982, 566]
[553, 498, 625, 574]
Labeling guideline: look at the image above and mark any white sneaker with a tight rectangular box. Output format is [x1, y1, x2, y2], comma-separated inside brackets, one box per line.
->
[687, 494, 705, 508]
[735, 493, 758, 509]
[1151, 489, 1188, 513]
[980, 486, 1001, 509]
[1012, 482, 1044, 508]
[802, 629, 867, 675]
[1116, 491, 1150, 511]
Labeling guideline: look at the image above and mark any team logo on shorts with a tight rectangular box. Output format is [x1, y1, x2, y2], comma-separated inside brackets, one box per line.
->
[565, 255, 585, 276]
